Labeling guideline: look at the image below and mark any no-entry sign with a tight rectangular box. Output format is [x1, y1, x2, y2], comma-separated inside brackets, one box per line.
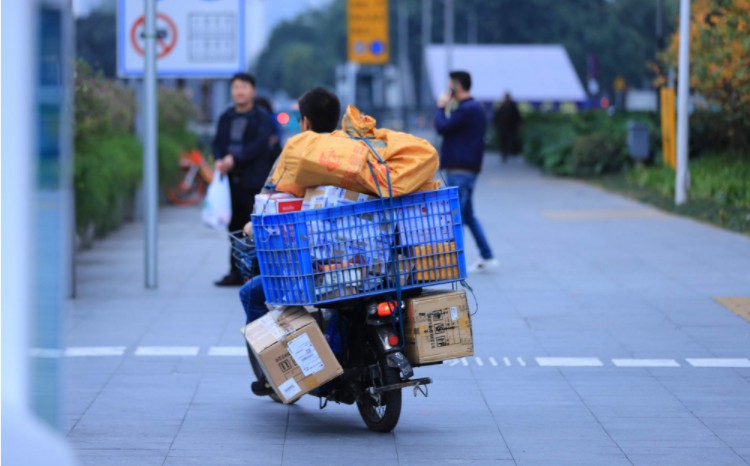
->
[118, 0, 245, 78]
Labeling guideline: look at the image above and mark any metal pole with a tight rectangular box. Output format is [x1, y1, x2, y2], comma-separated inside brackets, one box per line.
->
[444, 0, 454, 75]
[144, 0, 158, 287]
[421, 0, 432, 109]
[398, 0, 408, 127]
[675, 0, 691, 205]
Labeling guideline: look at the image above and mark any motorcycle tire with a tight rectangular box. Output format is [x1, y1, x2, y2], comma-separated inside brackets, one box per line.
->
[356, 364, 402, 433]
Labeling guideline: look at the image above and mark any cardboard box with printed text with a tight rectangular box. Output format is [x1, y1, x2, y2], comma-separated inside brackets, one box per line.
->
[242, 307, 343, 403]
[404, 290, 473, 365]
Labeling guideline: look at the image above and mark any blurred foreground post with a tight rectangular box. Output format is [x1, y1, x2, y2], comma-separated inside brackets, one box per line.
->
[675, 0, 691, 205]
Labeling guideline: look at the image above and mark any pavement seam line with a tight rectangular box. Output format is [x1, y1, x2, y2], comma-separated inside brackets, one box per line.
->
[162, 376, 203, 466]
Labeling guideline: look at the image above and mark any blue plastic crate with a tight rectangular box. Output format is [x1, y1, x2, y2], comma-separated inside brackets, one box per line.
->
[252, 187, 466, 306]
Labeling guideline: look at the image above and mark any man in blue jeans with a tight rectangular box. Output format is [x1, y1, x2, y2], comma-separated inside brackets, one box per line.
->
[434, 70, 498, 273]
[239, 87, 341, 396]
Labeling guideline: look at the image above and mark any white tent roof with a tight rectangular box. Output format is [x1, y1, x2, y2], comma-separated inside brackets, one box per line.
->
[426, 44, 587, 103]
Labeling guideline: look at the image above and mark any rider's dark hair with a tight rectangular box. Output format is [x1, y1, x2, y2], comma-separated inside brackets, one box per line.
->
[230, 72, 256, 88]
[298, 87, 341, 133]
[449, 70, 472, 92]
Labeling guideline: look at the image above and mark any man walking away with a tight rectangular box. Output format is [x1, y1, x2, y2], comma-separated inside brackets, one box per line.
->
[493, 92, 522, 163]
[434, 70, 498, 273]
[212, 73, 276, 287]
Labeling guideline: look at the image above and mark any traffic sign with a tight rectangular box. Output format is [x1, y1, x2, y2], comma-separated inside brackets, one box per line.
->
[118, 0, 245, 78]
[347, 0, 389, 65]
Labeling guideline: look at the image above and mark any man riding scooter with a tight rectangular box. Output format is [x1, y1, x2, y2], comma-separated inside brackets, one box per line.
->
[237, 87, 342, 397]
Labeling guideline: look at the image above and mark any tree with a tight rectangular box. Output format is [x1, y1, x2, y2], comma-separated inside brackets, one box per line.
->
[76, 11, 117, 77]
[661, 0, 750, 153]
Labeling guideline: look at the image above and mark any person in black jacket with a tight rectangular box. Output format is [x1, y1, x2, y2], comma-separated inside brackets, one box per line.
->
[212, 73, 276, 286]
[435, 71, 498, 273]
[493, 92, 522, 162]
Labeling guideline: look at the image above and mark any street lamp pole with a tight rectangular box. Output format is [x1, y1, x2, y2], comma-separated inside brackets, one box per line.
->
[675, 0, 691, 205]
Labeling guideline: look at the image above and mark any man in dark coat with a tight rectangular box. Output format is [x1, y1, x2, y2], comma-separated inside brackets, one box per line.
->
[492, 92, 522, 162]
[212, 73, 276, 286]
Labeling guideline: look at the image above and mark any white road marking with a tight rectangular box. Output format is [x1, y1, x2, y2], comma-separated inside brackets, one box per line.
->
[489, 357, 498, 366]
[517, 357, 526, 366]
[536, 357, 603, 367]
[30, 348, 63, 358]
[461, 357, 469, 366]
[612, 358, 680, 368]
[475, 357, 484, 366]
[503, 357, 511, 366]
[445, 359, 461, 366]
[208, 346, 247, 356]
[686, 358, 750, 368]
[134, 346, 200, 357]
[65, 346, 126, 357]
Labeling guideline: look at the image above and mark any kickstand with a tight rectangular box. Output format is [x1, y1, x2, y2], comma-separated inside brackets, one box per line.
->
[319, 397, 328, 410]
[413, 383, 429, 398]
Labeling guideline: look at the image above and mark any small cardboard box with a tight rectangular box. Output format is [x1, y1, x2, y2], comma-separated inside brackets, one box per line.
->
[242, 307, 343, 403]
[412, 241, 459, 282]
[404, 290, 474, 365]
[302, 186, 374, 210]
[254, 193, 303, 215]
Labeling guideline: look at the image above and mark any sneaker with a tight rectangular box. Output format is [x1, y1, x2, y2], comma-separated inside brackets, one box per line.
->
[469, 258, 499, 273]
[214, 274, 244, 287]
[251, 380, 274, 397]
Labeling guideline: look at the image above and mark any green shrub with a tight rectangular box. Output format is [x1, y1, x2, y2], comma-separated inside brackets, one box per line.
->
[74, 60, 200, 238]
[566, 131, 630, 176]
[75, 134, 142, 236]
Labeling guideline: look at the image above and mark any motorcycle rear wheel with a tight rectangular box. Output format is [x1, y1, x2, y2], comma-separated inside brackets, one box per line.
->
[356, 365, 402, 433]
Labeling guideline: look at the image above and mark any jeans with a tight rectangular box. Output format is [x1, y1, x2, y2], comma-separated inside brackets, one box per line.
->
[445, 172, 494, 260]
[239, 275, 267, 325]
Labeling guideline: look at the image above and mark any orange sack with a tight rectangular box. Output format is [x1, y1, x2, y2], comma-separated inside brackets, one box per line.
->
[271, 105, 440, 197]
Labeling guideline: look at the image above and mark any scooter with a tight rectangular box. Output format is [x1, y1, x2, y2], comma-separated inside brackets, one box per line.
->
[232, 233, 431, 433]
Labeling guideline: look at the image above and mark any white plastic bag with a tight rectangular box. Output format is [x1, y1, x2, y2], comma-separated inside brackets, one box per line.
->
[202, 170, 232, 230]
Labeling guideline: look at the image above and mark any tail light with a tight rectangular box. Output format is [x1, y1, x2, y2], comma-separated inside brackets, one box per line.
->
[388, 335, 400, 346]
[377, 301, 396, 317]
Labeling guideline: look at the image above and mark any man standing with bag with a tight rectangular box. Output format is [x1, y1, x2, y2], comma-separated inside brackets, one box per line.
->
[434, 70, 498, 273]
[212, 73, 276, 287]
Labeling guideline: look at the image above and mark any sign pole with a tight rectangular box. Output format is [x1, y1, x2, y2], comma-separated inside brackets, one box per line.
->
[675, 0, 691, 205]
[144, 0, 158, 288]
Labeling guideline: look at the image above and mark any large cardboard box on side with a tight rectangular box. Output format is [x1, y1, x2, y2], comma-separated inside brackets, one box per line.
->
[242, 307, 343, 404]
[404, 290, 473, 365]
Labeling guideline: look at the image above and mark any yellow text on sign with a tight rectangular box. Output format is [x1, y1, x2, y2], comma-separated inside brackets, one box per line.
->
[347, 0, 389, 64]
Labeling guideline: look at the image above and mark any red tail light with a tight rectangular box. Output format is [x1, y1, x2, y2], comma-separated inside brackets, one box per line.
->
[388, 335, 400, 346]
[377, 301, 396, 317]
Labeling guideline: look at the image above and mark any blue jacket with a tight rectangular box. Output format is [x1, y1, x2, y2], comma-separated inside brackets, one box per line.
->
[434, 97, 487, 172]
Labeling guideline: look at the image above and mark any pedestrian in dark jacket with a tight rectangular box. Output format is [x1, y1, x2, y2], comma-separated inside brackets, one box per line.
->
[212, 72, 276, 286]
[493, 92, 522, 162]
[435, 70, 498, 273]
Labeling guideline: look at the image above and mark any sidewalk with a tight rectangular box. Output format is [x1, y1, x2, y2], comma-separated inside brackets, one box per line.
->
[64, 154, 750, 465]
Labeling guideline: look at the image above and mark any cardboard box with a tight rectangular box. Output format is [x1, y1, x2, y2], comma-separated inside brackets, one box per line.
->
[412, 241, 459, 282]
[254, 193, 303, 215]
[302, 185, 374, 210]
[242, 307, 343, 403]
[404, 290, 474, 365]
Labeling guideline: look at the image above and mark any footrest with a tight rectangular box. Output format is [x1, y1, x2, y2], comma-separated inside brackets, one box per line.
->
[367, 377, 432, 395]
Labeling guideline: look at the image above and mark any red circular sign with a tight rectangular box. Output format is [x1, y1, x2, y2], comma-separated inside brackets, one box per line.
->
[130, 13, 178, 59]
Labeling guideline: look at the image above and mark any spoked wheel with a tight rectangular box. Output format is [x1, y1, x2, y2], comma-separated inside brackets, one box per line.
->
[247, 344, 294, 405]
[356, 364, 402, 433]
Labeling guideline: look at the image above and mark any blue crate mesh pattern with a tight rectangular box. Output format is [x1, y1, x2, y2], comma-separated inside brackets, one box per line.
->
[252, 188, 466, 306]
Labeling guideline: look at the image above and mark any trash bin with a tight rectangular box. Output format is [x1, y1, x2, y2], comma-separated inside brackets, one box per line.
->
[627, 121, 650, 161]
